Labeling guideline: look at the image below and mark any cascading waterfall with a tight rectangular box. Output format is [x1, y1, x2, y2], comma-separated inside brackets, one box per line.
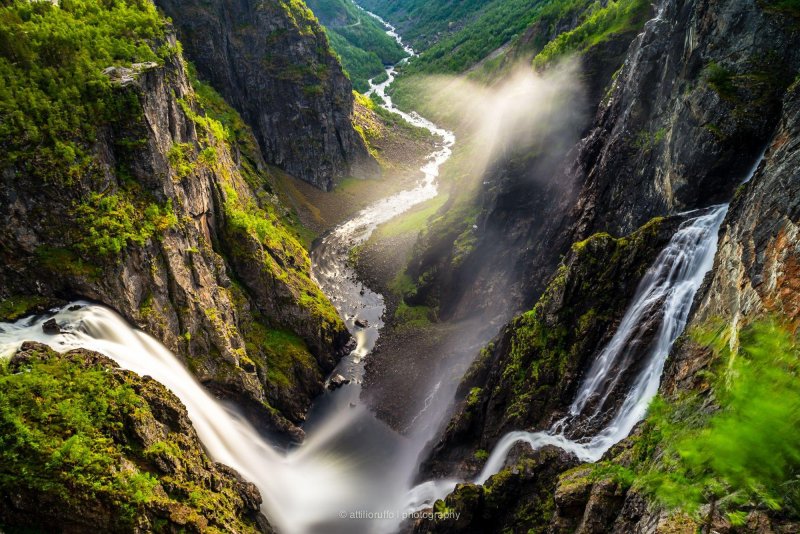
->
[405, 204, 730, 509]
[406, 149, 767, 509]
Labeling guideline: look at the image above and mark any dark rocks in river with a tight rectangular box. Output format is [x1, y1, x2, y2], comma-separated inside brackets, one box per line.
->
[354, 318, 369, 328]
[41, 318, 61, 335]
[327, 373, 351, 390]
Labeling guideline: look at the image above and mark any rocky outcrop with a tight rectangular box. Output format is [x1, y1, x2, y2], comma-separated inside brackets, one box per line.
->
[421, 216, 681, 479]
[412, 446, 578, 534]
[155, 0, 379, 190]
[0, 27, 349, 442]
[0, 342, 271, 533]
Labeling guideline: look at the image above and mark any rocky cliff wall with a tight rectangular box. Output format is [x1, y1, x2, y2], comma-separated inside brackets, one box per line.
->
[0, 28, 349, 442]
[155, 0, 379, 190]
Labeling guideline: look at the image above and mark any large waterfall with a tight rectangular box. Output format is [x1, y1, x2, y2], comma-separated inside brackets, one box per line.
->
[404, 205, 729, 508]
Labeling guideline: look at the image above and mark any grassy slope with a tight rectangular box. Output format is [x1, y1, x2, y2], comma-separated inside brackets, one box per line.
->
[358, 0, 494, 49]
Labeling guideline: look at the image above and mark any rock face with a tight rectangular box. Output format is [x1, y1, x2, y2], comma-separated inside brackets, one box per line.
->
[0, 342, 271, 533]
[416, 0, 800, 530]
[155, 0, 379, 190]
[569, 0, 800, 238]
[0, 30, 349, 443]
[413, 446, 579, 534]
[663, 80, 800, 396]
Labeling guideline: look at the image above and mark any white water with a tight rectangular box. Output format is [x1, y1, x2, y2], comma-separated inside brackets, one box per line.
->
[0, 14, 457, 534]
[405, 203, 730, 508]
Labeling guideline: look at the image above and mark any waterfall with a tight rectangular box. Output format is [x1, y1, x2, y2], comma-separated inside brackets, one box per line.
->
[405, 203, 730, 509]
[0, 304, 395, 533]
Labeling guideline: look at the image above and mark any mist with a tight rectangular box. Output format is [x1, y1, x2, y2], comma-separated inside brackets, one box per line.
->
[403, 60, 587, 184]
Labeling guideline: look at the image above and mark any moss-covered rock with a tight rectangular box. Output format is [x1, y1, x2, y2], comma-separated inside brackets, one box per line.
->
[0, 342, 270, 533]
[413, 446, 578, 534]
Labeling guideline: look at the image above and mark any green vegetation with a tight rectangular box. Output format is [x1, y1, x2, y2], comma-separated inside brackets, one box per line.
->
[305, 0, 406, 91]
[242, 319, 319, 390]
[395, 0, 560, 75]
[761, 0, 800, 18]
[74, 193, 177, 257]
[494, 217, 666, 424]
[394, 301, 434, 328]
[632, 320, 800, 524]
[188, 71, 316, 248]
[0, 296, 51, 322]
[223, 184, 343, 331]
[0, 0, 167, 184]
[0, 349, 158, 524]
[359, 0, 494, 49]
[704, 61, 737, 98]
[532, 0, 649, 68]
[0, 345, 262, 531]
[633, 127, 667, 152]
[373, 194, 449, 240]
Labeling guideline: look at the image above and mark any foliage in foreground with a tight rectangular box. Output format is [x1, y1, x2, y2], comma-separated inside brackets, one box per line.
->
[634, 320, 800, 524]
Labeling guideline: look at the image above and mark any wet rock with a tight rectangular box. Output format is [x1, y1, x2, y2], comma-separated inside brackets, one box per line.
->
[354, 318, 369, 328]
[327, 373, 351, 390]
[41, 318, 61, 335]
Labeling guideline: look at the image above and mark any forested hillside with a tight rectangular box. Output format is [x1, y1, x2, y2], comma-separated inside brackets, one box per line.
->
[306, 0, 407, 91]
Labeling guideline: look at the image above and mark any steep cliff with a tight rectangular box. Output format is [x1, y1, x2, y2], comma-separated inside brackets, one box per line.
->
[155, 0, 379, 190]
[569, 0, 800, 237]
[664, 79, 800, 395]
[0, 342, 271, 533]
[396, 0, 650, 324]
[0, 0, 349, 442]
[416, 0, 800, 530]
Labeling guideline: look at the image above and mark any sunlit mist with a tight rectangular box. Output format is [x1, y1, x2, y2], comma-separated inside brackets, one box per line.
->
[405, 60, 586, 183]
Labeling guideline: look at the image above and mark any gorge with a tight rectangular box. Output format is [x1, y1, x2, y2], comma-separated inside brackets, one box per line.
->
[1, 0, 799, 532]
